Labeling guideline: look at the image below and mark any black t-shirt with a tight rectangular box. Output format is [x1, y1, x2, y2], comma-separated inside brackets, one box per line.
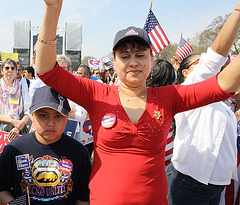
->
[0, 132, 91, 204]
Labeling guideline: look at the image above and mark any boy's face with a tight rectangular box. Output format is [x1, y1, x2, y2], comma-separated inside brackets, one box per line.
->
[31, 108, 68, 145]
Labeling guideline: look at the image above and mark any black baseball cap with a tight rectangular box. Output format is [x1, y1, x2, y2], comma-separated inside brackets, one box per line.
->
[113, 26, 152, 50]
[30, 86, 71, 116]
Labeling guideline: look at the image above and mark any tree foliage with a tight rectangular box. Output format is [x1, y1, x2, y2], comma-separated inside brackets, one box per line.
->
[81, 55, 95, 65]
[192, 13, 240, 55]
[157, 44, 178, 62]
[158, 13, 240, 60]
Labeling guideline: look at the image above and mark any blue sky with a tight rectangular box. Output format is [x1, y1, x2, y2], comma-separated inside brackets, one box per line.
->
[0, 0, 238, 59]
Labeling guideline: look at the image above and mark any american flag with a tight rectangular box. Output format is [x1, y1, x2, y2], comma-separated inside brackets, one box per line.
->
[144, 9, 170, 55]
[176, 36, 193, 60]
[8, 194, 28, 205]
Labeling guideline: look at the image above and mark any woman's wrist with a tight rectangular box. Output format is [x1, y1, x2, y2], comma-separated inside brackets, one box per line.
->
[45, 0, 63, 11]
[38, 35, 57, 45]
[235, 3, 240, 12]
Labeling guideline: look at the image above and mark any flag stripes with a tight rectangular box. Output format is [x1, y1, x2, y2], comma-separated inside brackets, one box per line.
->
[144, 9, 170, 55]
[8, 194, 27, 205]
[176, 36, 193, 60]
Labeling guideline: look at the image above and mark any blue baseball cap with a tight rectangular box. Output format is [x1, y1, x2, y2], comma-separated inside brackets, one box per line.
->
[30, 86, 71, 116]
[113, 26, 152, 50]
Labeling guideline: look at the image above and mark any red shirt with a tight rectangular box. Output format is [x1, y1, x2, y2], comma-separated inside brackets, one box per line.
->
[39, 64, 231, 205]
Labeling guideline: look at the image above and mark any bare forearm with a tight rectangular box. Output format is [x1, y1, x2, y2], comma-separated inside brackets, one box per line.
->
[21, 114, 29, 125]
[0, 114, 13, 124]
[76, 200, 89, 205]
[236, 109, 240, 123]
[211, 2, 240, 57]
[0, 191, 14, 205]
[35, 0, 63, 74]
[218, 55, 240, 93]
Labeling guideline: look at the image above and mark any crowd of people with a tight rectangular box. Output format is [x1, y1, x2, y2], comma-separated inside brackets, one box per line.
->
[0, 54, 117, 204]
[0, 57, 112, 132]
[0, 0, 240, 204]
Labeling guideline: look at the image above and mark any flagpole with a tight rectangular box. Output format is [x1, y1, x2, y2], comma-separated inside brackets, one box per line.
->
[144, 0, 170, 55]
[26, 186, 31, 205]
[150, 1, 152, 10]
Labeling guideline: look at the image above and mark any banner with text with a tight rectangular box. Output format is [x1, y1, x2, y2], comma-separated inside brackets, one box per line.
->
[0, 131, 20, 153]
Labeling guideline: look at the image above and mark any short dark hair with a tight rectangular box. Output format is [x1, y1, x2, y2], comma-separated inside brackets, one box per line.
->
[113, 39, 153, 58]
[79, 64, 91, 76]
[176, 54, 199, 85]
[25, 66, 35, 78]
[108, 67, 114, 71]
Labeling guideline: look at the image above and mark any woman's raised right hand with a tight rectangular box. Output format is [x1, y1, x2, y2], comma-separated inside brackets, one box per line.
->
[44, 0, 63, 8]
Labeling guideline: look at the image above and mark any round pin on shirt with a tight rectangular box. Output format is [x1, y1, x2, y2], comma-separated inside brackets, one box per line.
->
[2, 93, 7, 99]
[101, 113, 116, 128]
[59, 159, 73, 174]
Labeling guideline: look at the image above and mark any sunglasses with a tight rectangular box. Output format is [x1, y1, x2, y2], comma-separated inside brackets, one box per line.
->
[188, 59, 200, 68]
[95, 72, 100, 74]
[4, 66, 16, 71]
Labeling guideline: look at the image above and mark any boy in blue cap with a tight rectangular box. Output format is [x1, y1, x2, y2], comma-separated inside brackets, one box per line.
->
[0, 86, 91, 205]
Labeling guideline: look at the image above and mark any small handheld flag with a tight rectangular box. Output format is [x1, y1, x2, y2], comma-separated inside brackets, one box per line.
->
[8, 187, 30, 205]
[176, 36, 193, 60]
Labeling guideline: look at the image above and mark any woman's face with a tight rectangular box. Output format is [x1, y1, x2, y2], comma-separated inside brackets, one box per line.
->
[2, 62, 17, 81]
[105, 71, 109, 78]
[187, 55, 201, 73]
[182, 55, 201, 79]
[24, 71, 33, 79]
[114, 45, 153, 88]
[92, 69, 100, 78]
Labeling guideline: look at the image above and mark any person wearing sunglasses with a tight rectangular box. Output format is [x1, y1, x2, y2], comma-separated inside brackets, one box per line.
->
[92, 69, 101, 79]
[90, 69, 103, 83]
[167, 4, 240, 204]
[0, 58, 31, 141]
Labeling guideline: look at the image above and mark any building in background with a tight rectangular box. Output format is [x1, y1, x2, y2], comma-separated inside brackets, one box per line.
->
[12, 21, 82, 71]
[65, 23, 82, 71]
[13, 21, 31, 68]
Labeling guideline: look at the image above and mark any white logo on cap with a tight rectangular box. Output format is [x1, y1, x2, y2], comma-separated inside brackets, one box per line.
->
[58, 95, 65, 102]
[58, 94, 65, 113]
[125, 29, 138, 36]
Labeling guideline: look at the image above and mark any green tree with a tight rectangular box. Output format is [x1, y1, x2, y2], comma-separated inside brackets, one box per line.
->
[192, 13, 240, 55]
[157, 44, 178, 62]
[81, 56, 95, 66]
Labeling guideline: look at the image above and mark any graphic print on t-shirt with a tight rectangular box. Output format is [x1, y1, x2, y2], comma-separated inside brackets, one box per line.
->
[18, 155, 73, 202]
